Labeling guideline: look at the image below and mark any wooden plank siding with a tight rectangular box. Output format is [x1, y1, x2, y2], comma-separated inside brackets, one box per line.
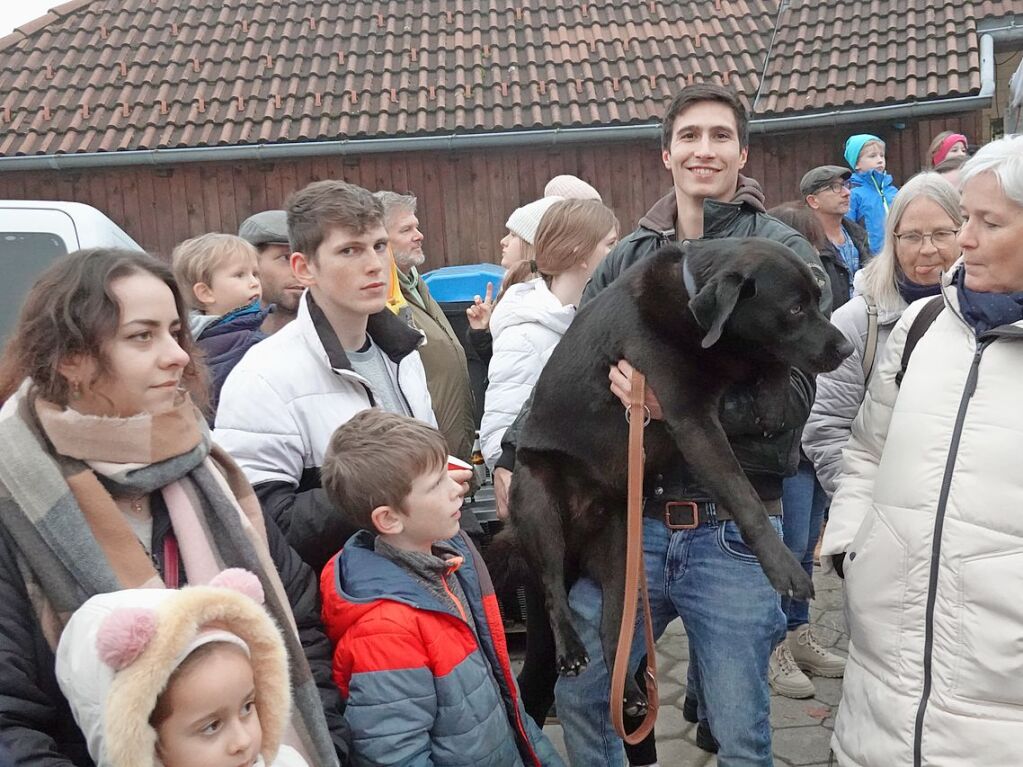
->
[0, 112, 984, 264]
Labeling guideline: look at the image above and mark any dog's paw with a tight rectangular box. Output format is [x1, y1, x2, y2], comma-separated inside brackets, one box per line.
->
[764, 558, 815, 602]
[623, 679, 648, 719]
[555, 631, 590, 677]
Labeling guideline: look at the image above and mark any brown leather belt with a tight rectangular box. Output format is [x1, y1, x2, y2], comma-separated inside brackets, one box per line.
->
[642, 497, 783, 528]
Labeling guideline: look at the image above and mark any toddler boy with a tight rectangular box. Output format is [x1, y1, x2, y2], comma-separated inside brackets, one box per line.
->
[171, 233, 267, 419]
[319, 409, 563, 767]
[844, 133, 899, 253]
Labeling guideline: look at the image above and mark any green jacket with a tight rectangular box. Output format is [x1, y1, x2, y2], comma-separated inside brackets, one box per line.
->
[399, 269, 477, 463]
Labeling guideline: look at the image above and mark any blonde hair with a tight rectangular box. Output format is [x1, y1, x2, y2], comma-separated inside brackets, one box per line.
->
[503, 199, 619, 289]
[858, 172, 962, 311]
[171, 234, 258, 310]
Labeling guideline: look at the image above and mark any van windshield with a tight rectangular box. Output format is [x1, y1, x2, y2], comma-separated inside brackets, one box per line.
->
[0, 232, 69, 341]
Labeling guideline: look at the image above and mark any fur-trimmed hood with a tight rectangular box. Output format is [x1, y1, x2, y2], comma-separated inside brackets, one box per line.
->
[54, 570, 293, 767]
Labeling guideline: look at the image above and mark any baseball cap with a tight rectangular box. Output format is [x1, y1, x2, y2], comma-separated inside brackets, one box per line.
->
[800, 166, 852, 198]
[238, 210, 290, 247]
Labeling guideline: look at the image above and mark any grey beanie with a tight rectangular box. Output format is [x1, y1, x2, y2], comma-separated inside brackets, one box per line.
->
[505, 196, 564, 245]
[238, 210, 290, 247]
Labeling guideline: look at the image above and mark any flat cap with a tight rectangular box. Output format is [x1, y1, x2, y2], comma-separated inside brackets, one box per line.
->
[799, 166, 852, 198]
[238, 210, 290, 247]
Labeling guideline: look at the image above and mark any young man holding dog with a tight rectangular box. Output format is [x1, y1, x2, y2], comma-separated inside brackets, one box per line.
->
[534, 84, 832, 766]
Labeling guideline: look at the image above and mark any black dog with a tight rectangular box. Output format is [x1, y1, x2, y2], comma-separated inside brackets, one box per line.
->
[507, 237, 851, 712]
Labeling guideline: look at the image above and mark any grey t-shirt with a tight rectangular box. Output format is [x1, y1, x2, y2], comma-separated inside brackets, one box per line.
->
[347, 335, 411, 416]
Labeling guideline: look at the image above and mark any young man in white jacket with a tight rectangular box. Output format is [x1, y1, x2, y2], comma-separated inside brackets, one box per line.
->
[215, 180, 446, 571]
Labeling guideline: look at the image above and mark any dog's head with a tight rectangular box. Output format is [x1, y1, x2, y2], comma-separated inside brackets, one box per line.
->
[682, 237, 852, 373]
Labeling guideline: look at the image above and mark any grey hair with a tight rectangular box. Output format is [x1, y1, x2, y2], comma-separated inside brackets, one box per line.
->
[958, 134, 1023, 207]
[858, 172, 962, 312]
[373, 190, 418, 223]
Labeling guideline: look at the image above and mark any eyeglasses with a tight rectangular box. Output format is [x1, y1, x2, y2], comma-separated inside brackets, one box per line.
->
[813, 180, 852, 195]
[893, 229, 960, 248]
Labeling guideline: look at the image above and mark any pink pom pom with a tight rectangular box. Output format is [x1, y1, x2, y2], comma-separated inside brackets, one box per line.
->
[96, 608, 157, 670]
[208, 568, 264, 604]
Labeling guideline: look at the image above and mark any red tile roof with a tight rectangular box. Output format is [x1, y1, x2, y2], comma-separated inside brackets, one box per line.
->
[754, 0, 983, 116]
[0, 0, 1004, 157]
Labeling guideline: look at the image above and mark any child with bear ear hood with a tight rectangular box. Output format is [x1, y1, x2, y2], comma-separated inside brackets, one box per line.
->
[54, 569, 308, 767]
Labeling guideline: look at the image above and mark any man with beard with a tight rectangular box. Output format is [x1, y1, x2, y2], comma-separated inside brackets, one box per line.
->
[239, 209, 305, 334]
[374, 191, 476, 463]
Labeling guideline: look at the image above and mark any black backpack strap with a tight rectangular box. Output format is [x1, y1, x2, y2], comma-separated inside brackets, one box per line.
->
[895, 296, 945, 387]
[862, 299, 879, 383]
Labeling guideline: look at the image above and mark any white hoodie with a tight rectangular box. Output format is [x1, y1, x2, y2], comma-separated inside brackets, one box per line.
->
[480, 278, 575, 468]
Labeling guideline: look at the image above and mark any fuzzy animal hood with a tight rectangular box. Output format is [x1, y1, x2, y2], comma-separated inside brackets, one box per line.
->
[54, 571, 292, 767]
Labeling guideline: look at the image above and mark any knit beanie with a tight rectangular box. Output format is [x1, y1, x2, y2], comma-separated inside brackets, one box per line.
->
[55, 569, 292, 767]
[505, 196, 564, 245]
[844, 134, 884, 170]
[543, 175, 602, 201]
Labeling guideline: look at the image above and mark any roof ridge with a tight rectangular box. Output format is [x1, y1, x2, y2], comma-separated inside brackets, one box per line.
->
[0, 0, 98, 54]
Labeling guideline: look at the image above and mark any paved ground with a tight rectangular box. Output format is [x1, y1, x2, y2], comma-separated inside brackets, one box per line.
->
[516, 566, 847, 766]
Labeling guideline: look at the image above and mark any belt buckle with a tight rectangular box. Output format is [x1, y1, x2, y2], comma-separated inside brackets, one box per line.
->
[664, 500, 699, 530]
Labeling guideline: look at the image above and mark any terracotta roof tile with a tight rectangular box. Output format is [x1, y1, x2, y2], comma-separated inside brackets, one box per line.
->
[754, 0, 984, 116]
[0, 0, 1005, 157]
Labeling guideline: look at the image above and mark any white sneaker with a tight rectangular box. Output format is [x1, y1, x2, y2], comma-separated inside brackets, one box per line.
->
[769, 643, 816, 699]
[787, 624, 846, 678]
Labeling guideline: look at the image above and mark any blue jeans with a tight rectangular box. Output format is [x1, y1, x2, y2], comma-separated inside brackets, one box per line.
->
[780, 460, 827, 630]
[554, 513, 786, 766]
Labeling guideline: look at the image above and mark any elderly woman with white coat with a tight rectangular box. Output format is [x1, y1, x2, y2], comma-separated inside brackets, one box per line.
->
[821, 135, 1023, 765]
[802, 173, 962, 498]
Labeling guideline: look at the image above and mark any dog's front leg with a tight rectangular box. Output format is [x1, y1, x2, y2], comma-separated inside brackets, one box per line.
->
[647, 373, 813, 600]
[510, 464, 590, 676]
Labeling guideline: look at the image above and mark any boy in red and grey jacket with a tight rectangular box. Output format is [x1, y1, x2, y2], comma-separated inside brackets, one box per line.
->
[319, 409, 563, 767]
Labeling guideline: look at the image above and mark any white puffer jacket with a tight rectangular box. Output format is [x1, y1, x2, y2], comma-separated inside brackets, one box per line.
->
[822, 267, 1023, 766]
[215, 292, 436, 489]
[802, 270, 908, 497]
[480, 278, 574, 468]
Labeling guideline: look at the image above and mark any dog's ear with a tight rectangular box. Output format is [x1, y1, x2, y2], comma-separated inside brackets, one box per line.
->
[688, 272, 753, 348]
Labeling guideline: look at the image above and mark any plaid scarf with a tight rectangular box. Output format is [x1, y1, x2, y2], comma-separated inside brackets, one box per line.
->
[0, 381, 337, 767]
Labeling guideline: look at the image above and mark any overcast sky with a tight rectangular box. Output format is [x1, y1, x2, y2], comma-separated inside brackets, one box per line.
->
[0, 1, 59, 37]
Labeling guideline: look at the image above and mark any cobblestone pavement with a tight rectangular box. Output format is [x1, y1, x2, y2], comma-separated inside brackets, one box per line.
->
[527, 567, 847, 766]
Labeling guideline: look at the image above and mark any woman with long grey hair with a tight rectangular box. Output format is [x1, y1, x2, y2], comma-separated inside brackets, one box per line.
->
[801, 172, 962, 499]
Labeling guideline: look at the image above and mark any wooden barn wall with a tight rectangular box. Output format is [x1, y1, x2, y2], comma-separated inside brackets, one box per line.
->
[0, 111, 982, 267]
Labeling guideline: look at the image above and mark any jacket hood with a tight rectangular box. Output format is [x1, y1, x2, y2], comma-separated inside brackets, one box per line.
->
[200, 303, 270, 339]
[54, 571, 291, 767]
[636, 174, 768, 235]
[489, 277, 575, 340]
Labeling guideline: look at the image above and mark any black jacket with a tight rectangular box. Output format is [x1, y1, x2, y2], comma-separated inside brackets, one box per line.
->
[499, 178, 829, 500]
[817, 218, 872, 311]
[0, 496, 350, 766]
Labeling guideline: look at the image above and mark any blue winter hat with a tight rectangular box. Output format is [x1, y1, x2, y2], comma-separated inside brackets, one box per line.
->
[844, 134, 884, 169]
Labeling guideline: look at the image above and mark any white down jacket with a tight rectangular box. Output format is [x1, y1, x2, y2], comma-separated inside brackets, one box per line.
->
[214, 292, 436, 489]
[480, 278, 574, 468]
[802, 271, 909, 497]
[822, 267, 1023, 766]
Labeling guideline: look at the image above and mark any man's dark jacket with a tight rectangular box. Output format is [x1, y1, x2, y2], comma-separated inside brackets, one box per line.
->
[498, 177, 832, 501]
[816, 218, 872, 311]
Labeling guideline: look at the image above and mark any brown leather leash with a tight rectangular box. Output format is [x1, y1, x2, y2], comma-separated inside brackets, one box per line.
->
[610, 370, 660, 744]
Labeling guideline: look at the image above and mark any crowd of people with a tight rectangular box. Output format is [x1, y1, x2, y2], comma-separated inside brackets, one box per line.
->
[0, 79, 1020, 767]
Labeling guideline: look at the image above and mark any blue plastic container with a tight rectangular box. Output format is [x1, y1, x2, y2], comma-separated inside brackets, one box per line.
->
[421, 263, 505, 303]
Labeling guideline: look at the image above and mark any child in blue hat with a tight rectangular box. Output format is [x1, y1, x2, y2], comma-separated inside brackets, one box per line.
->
[844, 134, 899, 253]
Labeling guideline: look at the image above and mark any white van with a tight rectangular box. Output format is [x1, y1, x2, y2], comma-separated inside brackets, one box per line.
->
[0, 201, 142, 339]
